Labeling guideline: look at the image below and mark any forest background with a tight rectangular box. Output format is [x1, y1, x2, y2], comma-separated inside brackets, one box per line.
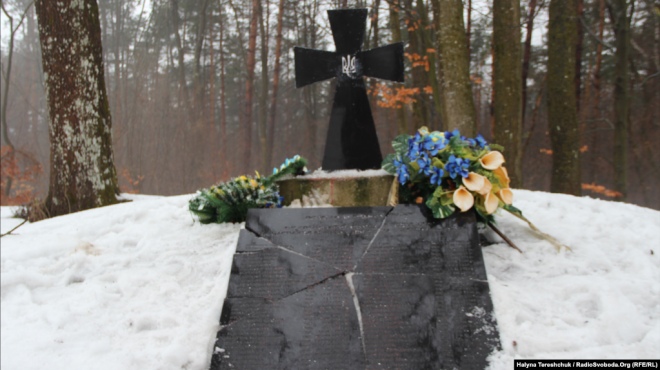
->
[1, 0, 658, 210]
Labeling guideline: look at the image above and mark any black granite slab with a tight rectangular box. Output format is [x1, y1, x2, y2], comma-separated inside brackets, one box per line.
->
[210, 205, 500, 370]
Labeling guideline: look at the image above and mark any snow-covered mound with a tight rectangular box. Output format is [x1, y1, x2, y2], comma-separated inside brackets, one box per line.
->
[1, 191, 658, 369]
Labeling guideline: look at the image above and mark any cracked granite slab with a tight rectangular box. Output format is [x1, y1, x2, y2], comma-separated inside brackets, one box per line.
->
[209, 205, 500, 370]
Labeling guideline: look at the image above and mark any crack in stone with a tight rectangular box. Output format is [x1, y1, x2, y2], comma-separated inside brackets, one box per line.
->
[353, 207, 394, 270]
[237, 208, 412, 361]
[275, 246, 343, 272]
[243, 225, 346, 272]
[244, 224, 264, 238]
[344, 272, 367, 357]
[277, 271, 346, 300]
[220, 272, 346, 329]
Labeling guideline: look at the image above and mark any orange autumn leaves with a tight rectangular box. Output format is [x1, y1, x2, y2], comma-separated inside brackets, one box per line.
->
[369, 52, 433, 109]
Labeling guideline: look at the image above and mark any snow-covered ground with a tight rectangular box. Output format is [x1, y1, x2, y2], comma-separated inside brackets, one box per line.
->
[1, 191, 658, 369]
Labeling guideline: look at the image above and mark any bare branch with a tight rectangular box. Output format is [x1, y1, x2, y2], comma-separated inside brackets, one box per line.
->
[580, 15, 614, 50]
[0, 219, 28, 238]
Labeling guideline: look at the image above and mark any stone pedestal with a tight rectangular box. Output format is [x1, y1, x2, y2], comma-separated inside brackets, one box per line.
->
[277, 172, 395, 207]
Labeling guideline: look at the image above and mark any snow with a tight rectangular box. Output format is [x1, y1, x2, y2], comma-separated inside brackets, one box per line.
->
[1, 194, 241, 370]
[296, 168, 391, 179]
[1, 190, 659, 369]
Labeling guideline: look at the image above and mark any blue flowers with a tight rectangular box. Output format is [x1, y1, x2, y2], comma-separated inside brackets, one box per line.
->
[385, 127, 488, 189]
[444, 129, 461, 140]
[445, 155, 470, 179]
[430, 167, 444, 186]
[382, 126, 517, 221]
[407, 132, 424, 161]
[393, 157, 410, 185]
[417, 153, 433, 175]
[475, 134, 488, 148]
[422, 133, 447, 156]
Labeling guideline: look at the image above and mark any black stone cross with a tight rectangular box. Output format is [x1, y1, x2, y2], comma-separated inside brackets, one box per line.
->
[294, 9, 404, 171]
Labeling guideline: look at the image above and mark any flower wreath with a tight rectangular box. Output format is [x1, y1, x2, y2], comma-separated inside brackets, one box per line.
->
[383, 127, 568, 251]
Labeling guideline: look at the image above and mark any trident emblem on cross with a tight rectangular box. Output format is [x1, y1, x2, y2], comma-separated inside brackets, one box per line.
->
[342, 55, 357, 77]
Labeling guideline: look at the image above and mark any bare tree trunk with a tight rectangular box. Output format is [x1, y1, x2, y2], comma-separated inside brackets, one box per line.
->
[227, 0, 247, 62]
[268, 0, 286, 164]
[416, 0, 442, 129]
[113, 0, 122, 132]
[373, 0, 380, 47]
[466, 0, 472, 53]
[389, 0, 408, 134]
[588, 0, 606, 182]
[437, 0, 477, 136]
[0, 3, 32, 198]
[522, 0, 538, 120]
[170, 0, 191, 114]
[547, 0, 581, 195]
[575, 0, 584, 112]
[592, 0, 605, 115]
[35, 0, 119, 217]
[244, 0, 259, 168]
[258, 0, 270, 170]
[493, 0, 523, 188]
[193, 0, 211, 106]
[609, 0, 631, 200]
[405, 0, 430, 129]
[219, 1, 227, 159]
[209, 8, 216, 129]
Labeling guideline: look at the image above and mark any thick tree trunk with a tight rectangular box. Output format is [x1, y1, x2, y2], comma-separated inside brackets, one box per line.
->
[547, 0, 581, 195]
[493, 0, 523, 188]
[35, 0, 119, 216]
[610, 0, 630, 200]
[437, 0, 477, 136]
